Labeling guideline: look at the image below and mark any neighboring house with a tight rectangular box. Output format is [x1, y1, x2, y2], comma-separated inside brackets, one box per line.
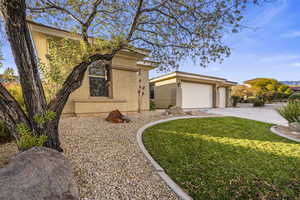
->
[150, 71, 236, 109]
[28, 21, 157, 117]
[290, 86, 300, 93]
[280, 81, 300, 86]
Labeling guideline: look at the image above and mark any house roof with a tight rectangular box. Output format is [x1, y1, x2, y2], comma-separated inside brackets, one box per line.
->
[150, 71, 237, 86]
[27, 20, 151, 57]
[137, 60, 159, 69]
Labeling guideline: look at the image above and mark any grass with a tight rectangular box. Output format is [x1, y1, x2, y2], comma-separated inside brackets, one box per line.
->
[143, 117, 300, 200]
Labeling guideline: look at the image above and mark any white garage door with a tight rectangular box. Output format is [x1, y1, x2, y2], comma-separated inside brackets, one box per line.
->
[181, 82, 213, 108]
[219, 87, 226, 108]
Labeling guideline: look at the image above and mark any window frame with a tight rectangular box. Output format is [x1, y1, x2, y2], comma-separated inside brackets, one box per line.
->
[88, 63, 110, 98]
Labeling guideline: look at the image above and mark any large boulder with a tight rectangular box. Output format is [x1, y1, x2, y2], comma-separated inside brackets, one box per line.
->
[106, 109, 130, 123]
[0, 147, 79, 200]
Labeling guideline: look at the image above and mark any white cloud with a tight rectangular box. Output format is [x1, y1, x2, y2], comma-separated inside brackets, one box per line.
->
[281, 31, 300, 38]
[290, 62, 300, 67]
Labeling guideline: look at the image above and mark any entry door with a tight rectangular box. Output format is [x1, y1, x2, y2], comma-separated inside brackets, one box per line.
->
[181, 82, 213, 108]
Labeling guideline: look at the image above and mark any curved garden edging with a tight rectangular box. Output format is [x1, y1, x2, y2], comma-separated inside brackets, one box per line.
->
[270, 126, 300, 143]
[136, 115, 220, 200]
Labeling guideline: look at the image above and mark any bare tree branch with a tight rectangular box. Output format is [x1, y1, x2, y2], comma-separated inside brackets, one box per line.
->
[127, 0, 144, 41]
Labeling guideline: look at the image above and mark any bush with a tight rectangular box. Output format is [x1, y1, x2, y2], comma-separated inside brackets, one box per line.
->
[5, 83, 25, 111]
[288, 92, 300, 102]
[150, 100, 156, 111]
[277, 101, 300, 123]
[247, 97, 256, 103]
[16, 124, 47, 151]
[253, 97, 265, 107]
[231, 96, 240, 107]
[0, 121, 13, 143]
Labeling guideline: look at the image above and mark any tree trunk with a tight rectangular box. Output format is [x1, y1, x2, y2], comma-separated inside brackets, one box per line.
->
[0, 0, 47, 129]
[43, 120, 62, 152]
[0, 0, 115, 152]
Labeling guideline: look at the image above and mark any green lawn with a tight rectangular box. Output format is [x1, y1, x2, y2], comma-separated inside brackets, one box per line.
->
[143, 117, 300, 200]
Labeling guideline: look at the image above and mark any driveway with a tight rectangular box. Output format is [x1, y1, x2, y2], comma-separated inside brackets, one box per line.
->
[205, 103, 288, 126]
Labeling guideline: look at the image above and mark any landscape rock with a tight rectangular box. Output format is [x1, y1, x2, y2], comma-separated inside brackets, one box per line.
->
[163, 106, 185, 116]
[0, 147, 79, 200]
[121, 115, 131, 123]
[185, 110, 204, 116]
[289, 122, 300, 132]
[106, 109, 131, 123]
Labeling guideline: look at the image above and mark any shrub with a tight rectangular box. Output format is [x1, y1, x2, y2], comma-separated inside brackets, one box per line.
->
[0, 121, 12, 143]
[277, 101, 300, 123]
[253, 97, 265, 107]
[150, 100, 156, 111]
[247, 97, 256, 103]
[262, 91, 275, 103]
[288, 92, 300, 102]
[16, 124, 47, 151]
[168, 104, 174, 109]
[231, 96, 240, 107]
[5, 83, 25, 111]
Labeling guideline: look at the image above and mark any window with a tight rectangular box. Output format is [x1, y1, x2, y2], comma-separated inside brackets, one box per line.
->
[88, 61, 109, 97]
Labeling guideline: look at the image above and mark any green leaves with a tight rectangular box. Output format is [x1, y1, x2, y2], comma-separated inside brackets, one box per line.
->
[277, 101, 300, 123]
[33, 110, 56, 125]
[16, 123, 47, 151]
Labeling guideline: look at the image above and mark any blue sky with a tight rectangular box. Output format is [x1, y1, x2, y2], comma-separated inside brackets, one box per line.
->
[1, 0, 300, 84]
[151, 0, 300, 83]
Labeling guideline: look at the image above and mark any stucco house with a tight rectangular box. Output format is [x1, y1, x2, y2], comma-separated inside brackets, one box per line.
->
[150, 71, 236, 109]
[28, 21, 157, 117]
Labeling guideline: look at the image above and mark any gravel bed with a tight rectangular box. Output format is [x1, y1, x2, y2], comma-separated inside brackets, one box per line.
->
[59, 111, 189, 200]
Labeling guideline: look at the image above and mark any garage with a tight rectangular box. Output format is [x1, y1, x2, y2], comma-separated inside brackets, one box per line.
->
[150, 71, 236, 109]
[181, 82, 213, 108]
[218, 87, 226, 108]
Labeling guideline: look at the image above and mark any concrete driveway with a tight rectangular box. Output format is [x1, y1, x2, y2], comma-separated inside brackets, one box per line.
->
[205, 103, 288, 126]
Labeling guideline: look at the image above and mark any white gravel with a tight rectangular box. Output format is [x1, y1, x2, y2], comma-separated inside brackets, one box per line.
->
[59, 111, 180, 200]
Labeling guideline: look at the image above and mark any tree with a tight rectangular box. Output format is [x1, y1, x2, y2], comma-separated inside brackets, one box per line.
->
[244, 78, 292, 100]
[232, 85, 253, 98]
[0, 20, 4, 69]
[245, 78, 278, 93]
[0, 0, 256, 151]
[2, 68, 17, 83]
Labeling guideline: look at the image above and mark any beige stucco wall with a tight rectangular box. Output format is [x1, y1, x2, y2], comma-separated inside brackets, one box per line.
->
[152, 76, 235, 109]
[139, 68, 150, 110]
[218, 87, 227, 108]
[30, 27, 152, 116]
[153, 78, 177, 108]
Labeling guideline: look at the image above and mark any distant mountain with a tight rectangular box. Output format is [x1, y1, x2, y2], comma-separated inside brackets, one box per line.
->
[280, 81, 300, 86]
